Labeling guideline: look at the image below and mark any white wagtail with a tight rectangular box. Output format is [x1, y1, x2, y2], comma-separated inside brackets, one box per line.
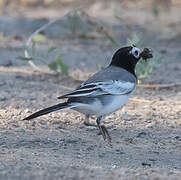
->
[22, 45, 153, 143]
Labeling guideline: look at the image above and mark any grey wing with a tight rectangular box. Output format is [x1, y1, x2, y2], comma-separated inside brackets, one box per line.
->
[57, 66, 137, 99]
[57, 80, 136, 99]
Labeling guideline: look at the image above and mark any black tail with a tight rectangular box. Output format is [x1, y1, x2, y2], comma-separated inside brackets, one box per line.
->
[22, 102, 70, 120]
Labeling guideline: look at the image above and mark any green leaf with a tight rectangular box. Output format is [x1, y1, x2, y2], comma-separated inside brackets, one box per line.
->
[18, 56, 34, 61]
[32, 33, 47, 42]
[56, 55, 68, 76]
[48, 61, 58, 71]
[48, 46, 57, 53]
[31, 41, 36, 56]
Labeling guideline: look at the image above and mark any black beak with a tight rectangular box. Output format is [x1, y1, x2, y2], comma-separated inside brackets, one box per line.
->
[140, 48, 153, 60]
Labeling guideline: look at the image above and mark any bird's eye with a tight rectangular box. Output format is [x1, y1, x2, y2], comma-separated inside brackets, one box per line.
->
[129, 47, 140, 58]
[134, 50, 138, 56]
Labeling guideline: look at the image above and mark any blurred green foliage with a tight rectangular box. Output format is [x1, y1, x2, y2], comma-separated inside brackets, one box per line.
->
[152, 0, 159, 17]
[19, 42, 68, 76]
[19, 10, 162, 80]
[32, 33, 47, 42]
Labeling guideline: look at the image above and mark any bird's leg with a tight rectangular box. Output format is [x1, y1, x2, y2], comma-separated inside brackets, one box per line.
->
[84, 115, 97, 127]
[96, 116, 112, 144]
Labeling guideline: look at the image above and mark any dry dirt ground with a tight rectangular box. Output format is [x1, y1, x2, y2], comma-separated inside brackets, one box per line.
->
[0, 1, 181, 179]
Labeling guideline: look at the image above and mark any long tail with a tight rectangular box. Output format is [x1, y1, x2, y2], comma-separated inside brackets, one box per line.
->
[22, 102, 71, 120]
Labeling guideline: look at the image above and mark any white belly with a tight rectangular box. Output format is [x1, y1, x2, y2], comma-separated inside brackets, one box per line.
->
[98, 95, 129, 116]
[72, 95, 130, 116]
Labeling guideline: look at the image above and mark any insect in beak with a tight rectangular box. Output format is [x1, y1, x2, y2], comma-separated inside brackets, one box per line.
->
[140, 48, 153, 61]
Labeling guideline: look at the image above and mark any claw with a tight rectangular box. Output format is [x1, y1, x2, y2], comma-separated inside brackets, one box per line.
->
[96, 116, 112, 146]
[102, 126, 112, 142]
[98, 125, 106, 140]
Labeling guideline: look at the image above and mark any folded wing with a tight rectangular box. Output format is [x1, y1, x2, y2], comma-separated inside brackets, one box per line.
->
[58, 80, 136, 99]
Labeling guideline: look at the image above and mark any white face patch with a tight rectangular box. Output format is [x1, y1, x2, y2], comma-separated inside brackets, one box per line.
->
[129, 47, 141, 59]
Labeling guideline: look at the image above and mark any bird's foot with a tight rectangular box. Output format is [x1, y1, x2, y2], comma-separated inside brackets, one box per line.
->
[99, 125, 112, 146]
[96, 116, 112, 146]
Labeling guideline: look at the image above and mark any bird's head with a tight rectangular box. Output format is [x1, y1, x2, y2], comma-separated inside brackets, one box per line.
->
[110, 45, 153, 75]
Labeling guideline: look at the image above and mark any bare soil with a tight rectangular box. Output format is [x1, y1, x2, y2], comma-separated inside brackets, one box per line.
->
[0, 1, 181, 179]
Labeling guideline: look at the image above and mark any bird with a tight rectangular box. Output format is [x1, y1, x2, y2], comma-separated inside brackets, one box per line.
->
[22, 45, 153, 144]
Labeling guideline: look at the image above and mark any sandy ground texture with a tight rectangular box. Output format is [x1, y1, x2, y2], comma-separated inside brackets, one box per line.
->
[0, 1, 181, 179]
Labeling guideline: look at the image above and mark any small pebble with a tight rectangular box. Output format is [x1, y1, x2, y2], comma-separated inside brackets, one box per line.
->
[142, 162, 151, 167]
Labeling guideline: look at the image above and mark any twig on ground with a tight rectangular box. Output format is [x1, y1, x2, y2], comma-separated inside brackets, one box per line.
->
[1, 66, 180, 90]
[0, 66, 41, 74]
[130, 98, 152, 104]
[138, 83, 181, 90]
[58, 85, 74, 91]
